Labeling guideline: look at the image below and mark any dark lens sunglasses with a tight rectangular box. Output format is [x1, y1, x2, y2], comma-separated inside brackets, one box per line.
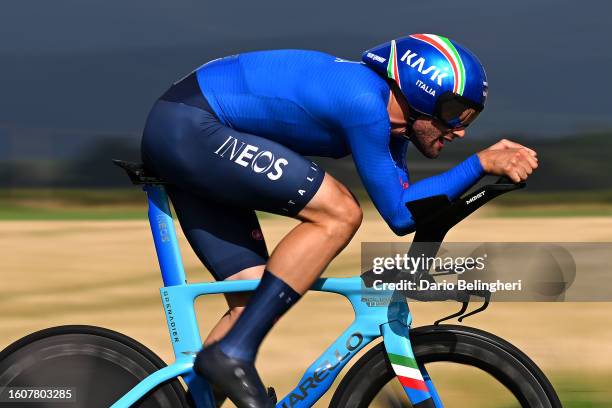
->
[433, 92, 484, 130]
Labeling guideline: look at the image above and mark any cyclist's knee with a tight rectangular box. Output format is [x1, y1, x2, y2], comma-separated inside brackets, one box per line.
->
[300, 174, 362, 239]
[327, 195, 363, 238]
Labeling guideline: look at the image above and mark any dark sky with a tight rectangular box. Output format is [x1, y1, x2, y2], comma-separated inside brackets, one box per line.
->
[1, 0, 611, 138]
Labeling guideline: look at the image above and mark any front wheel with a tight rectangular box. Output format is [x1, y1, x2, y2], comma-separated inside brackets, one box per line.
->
[330, 325, 561, 408]
[0, 325, 190, 408]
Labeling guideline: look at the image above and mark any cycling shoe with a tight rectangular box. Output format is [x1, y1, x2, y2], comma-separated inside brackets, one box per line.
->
[194, 343, 275, 408]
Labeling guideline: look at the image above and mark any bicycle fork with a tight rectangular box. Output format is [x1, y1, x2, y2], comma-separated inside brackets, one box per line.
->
[382, 320, 443, 408]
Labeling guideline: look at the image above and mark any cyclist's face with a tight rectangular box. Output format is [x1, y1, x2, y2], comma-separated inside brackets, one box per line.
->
[410, 117, 466, 158]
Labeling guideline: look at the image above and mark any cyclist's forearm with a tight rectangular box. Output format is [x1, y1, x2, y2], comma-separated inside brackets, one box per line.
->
[379, 154, 484, 236]
[401, 154, 485, 204]
[360, 155, 484, 236]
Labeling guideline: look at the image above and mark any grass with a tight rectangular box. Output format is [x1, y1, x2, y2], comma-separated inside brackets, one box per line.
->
[486, 189, 612, 217]
[491, 206, 612, 218]
[0, 204, 146, 220]
[0, 188, 147, 220]
[5, 204, 612, 220]
[0, 188, 145, 205]
[1, 188, 612, 220]
[553, 374, 612, 407]
[2, 218, 611, 406]
[493, 189, 612, 206]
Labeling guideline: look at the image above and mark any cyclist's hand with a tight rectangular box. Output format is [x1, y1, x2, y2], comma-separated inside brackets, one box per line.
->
[485, 138, 537, 154]
[477, 140, 538, 183]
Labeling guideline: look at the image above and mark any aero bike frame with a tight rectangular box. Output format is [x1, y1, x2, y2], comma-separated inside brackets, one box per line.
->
[109, 162, 522, 408]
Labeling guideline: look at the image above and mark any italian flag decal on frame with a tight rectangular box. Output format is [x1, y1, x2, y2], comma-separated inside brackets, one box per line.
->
[387, 352, 428, 391]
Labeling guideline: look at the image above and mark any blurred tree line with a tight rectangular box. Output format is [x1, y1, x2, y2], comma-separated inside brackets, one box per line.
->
[1, 130, 611, 193]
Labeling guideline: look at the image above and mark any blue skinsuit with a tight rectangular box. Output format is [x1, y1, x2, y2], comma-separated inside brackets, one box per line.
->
[141, 49, 484, 280]
[196, 50, 484, 235]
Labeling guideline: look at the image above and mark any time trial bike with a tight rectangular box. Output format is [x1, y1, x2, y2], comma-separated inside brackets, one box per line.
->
[0, 160, 561, 408]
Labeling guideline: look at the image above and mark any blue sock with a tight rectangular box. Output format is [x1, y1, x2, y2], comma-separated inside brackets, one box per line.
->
[218, 270, 300, 362]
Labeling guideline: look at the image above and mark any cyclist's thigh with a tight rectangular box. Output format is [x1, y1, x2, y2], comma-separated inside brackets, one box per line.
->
[141, 100, 325, 217]
[167, 185, 268, 281]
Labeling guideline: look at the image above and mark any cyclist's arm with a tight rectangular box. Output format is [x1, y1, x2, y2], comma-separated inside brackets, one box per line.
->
[389, 136, 411, 188]
[344, 98, 484, 235]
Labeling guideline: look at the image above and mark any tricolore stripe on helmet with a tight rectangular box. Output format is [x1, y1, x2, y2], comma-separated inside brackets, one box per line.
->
[386, 40, 401, 88]
[410, 34, 466, 95]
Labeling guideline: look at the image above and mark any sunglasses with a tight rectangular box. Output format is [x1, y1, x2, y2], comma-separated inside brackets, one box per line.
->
[406, 92, 484, 132]
[432, 92, 484, 130]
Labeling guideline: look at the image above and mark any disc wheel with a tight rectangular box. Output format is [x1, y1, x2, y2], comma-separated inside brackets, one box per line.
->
[0, 325, 190, 408]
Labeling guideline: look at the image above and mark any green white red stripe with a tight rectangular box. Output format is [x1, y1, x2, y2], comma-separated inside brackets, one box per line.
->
[410, 34, 466, 95]
[386, 39, 401, 88]
[388, 353, 428, 391]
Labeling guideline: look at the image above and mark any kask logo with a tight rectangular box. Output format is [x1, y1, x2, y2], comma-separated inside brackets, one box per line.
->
[399, 50, 449, 86]
[386, 35, 468, 94]
[214, 136, 288, 180]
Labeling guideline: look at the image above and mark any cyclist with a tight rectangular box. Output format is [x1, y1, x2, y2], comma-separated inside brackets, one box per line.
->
[141, 34, 538, 407]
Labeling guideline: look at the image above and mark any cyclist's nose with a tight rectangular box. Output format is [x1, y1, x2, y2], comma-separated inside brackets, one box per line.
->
[452, 129, 466, 138]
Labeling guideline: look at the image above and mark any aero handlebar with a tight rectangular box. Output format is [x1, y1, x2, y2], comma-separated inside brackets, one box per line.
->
[406, 176, 525, 244]
[361, 177, 525, 311]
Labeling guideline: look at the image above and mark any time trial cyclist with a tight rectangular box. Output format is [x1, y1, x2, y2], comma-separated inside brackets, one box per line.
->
[140, 34, 538, 407]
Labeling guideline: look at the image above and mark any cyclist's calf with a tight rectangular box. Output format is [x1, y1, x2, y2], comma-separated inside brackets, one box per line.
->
[204, 290, 256, 345]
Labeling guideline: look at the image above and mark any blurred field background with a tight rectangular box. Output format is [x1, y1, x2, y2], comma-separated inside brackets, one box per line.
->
[3, 1, 612, 406]
[1, 199, 612, 407]
[2, 54, 611, 408]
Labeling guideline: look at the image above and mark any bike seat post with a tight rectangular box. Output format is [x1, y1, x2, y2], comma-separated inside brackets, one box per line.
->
[144, 185, 187, 286]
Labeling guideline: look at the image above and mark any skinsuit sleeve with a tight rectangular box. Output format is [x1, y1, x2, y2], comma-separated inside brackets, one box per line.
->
[344, 94, 484, 236]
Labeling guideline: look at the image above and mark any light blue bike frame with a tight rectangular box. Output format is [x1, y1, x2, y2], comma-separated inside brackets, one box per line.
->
[110, 185, 442, 408]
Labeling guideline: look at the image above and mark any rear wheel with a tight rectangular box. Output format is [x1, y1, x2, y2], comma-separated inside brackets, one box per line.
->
[330, 325, 561, 408]
[0, 325, 190, 408]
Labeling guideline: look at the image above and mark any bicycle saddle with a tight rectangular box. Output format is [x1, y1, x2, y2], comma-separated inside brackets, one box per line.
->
[112, 159, 167, 185]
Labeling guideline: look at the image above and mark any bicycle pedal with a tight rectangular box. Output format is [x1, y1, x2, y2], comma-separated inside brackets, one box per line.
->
[267, 387, 277, 404]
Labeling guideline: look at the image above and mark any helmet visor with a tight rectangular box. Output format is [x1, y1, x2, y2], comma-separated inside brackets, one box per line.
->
[434, 93, 484, 129]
